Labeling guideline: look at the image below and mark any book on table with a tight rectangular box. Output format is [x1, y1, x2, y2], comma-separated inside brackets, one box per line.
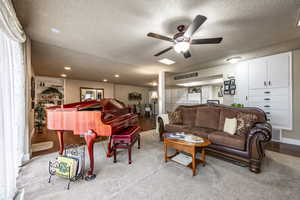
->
[171, 153, 192, 166]
[166, 132, 204, 143]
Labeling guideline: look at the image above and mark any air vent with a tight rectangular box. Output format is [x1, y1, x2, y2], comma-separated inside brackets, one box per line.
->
[174, 72, 198, 80]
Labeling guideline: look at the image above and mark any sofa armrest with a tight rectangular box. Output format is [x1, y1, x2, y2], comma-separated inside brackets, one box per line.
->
[247, 122, 272, 163]
[156, 114, 169, 141]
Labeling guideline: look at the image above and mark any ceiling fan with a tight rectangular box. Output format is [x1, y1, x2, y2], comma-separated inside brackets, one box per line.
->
[147, 15, 223, 59]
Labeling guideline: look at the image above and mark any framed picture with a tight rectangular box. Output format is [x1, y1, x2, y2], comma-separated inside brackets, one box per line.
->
[80, 87, 104, 101]
[230, 79, 235, 85]
[224, 85, 230, 90]
[128, 92, 142, 101]
[224, 90, 230, 95]
[224, 80, 230, 85]
[230, 84, 236, 90]
[230, 89, 236, 95]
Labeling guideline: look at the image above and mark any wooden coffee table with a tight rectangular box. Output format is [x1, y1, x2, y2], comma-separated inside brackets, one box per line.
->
[163, 135, 211, 176]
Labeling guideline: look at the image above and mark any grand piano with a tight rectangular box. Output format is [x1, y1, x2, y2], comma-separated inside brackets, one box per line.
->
[46, 98, 139, 180]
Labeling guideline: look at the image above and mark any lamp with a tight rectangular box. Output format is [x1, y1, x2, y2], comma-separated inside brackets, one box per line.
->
[174, 42, 190, 53]
[151, 91, 158, 115]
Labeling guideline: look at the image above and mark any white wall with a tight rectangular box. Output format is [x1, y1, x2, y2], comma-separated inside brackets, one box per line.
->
[64, 79, 114, 103]
[64, 79, 149, 106]
[114, 84, 149, 106]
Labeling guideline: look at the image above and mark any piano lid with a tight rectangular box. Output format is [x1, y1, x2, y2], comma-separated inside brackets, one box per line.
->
[46, 98, 126, 112]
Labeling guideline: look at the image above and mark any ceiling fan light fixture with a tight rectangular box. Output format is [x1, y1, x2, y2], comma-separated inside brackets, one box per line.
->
[174, 42, 190, 53]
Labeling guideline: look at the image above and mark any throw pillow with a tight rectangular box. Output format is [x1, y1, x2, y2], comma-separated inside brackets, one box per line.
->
[168, 110, 182, 124]
[223, 118, 237, 135]
[236, 113, 258, 136]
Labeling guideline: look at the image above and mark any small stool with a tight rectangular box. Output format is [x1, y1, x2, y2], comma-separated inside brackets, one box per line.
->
[112, 126, 141, 164]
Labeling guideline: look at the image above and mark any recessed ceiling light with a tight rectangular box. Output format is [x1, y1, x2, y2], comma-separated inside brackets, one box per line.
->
[103, 79, 108, 82]
[158, 58, 175, 65]
[61, 74, 67, 77]
[152, 82, 157, 86]
[114, 74, 119, 78]
[64, 66, 72, 70]
[51, 28, 60, 33]
[226, 56, 242, 64]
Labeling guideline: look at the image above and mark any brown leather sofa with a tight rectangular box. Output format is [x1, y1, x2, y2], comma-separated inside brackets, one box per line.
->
[157, 104, 272, 173]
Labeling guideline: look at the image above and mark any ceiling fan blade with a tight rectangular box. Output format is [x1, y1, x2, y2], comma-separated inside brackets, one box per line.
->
[147, 32, 174, 42]
[182, 50, 191, 59]
[191, 37, 223, 44]
[184, 15, 207, 38]
[154, 47, 173, 56]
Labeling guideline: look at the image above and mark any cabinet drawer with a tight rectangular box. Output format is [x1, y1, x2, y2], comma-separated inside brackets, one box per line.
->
[248, 95, 288, 103]
[249, 88, 289, 97]
[248, 101, 289, 110]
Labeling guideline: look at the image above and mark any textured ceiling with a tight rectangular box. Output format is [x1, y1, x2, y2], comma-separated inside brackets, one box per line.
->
[13, 0, 300, 86]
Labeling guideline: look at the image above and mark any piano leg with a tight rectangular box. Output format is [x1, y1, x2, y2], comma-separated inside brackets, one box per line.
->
[106, 136, 113, 157]
[84, 130, 97, 181]
[57, 131, 64, 155]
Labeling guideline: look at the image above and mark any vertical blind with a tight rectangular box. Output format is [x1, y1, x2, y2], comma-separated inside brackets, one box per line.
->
[0, 30, 26, 200]
[0, 0, 27, 199]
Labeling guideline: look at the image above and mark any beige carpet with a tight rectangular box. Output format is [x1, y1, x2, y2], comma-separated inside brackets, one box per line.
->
[18, 130, 300, 200]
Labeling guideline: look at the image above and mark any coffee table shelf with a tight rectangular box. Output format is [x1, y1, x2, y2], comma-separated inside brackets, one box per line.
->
[163, 135, 211, 176]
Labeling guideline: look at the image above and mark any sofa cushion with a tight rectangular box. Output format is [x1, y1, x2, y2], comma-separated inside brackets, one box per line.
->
[180, 107, 197, 127]
[184, 127, 216, 139]
[168, 110, 183, 124]
[219, 107, 266, 130]
[164, 124, 189, 133]
[236, 112, 258, 136]
[218, 108, 238, 130]
[195, 107, 220, 130]
[208, 131, 246, 151]
[223, 117, 237, 135]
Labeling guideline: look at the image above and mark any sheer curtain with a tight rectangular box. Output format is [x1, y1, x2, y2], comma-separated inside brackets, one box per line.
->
[0, 0, 26, 199]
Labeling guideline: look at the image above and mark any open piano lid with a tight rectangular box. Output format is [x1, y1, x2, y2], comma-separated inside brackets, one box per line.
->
[47, 98, 126, 111]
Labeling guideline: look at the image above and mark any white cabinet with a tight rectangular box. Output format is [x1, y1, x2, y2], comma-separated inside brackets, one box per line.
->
[247, 52, 292, 130]
[267, 53, 290, 88]
[201, 85, 213, 104]
[248, 52, 290, 90]
[249, 58, 268, 90]
[235, 61, 249, 106]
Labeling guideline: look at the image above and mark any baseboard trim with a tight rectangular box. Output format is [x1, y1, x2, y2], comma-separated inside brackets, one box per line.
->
[281, 137, 300, 146]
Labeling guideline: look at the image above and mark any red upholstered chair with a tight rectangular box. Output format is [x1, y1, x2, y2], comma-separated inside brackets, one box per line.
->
[112, 126, 141, 164]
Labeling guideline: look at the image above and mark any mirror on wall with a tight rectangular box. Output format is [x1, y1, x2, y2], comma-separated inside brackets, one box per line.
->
[80, 87, 104, 101]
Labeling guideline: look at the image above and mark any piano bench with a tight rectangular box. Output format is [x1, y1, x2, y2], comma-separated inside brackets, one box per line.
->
[112, 126, 141, 164]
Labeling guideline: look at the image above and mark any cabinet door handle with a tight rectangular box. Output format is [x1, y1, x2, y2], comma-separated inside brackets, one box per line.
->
[264, 105, 271, 108]
[266, 112, 271, 114]
[246, 96, 248, 101]
[269, 81, 271, 86]
[264, 81, 266, 86]
[264, 91, 271, 94]
[264, 98, 271, 100]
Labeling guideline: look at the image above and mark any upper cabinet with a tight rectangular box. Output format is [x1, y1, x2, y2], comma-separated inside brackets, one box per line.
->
[235, 61, 249, 106]
[267, 52, 290, 88]
[249, 58, 268, 90]
[248, 52, 290, 90]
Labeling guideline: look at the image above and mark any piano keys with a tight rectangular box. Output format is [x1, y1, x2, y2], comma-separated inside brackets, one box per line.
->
[46, 98, 139, 180]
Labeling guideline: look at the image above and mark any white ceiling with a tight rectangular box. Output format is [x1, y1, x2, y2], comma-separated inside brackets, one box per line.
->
[13, 0, 300, 86]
